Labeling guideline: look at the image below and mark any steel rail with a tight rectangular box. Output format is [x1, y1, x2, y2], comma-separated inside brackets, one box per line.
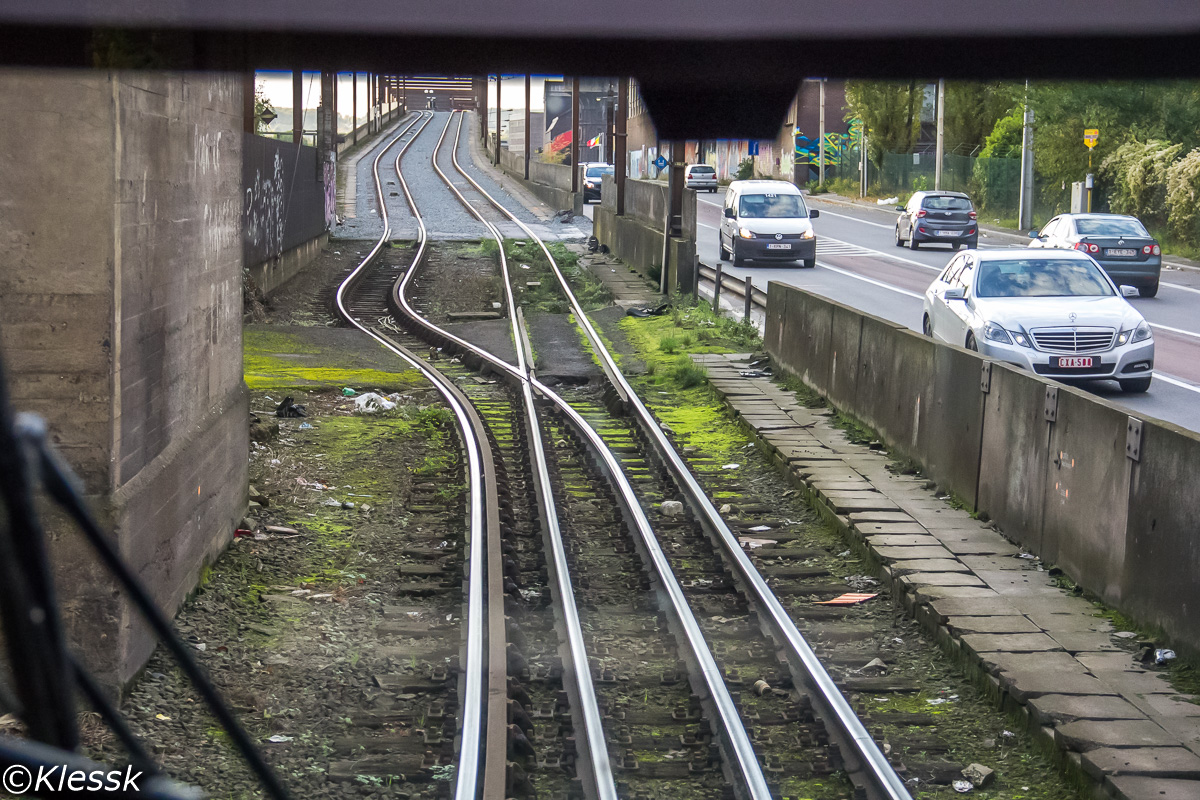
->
[332, 110, 502, 800]
[430, 112, 619, 800]
[448, 113, 912, 800]
[401, 110, 770, 800]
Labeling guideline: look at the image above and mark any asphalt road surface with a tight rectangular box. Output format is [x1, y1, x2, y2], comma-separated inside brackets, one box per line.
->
[686, 191, 1200, 432]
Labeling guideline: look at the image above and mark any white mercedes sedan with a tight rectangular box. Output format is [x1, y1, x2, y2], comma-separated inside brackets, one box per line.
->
[922, 249, 1154, 393]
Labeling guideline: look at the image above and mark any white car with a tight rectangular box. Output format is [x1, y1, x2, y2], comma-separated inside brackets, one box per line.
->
[922, 249, 1154, 393]
[684, 163, 718, 192]
[719, 179, 819, 269]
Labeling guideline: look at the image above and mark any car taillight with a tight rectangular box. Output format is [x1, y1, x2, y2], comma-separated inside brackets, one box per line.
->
[1146, 244, 1161, 255]
[917, 210, 927, 218]
[1076, 242, 1099, 253]
[968, 211, 977, 220]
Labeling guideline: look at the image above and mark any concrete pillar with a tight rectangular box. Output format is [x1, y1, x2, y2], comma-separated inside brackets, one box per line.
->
[244, 71, 256, 133]
[352, 72, 358, 144]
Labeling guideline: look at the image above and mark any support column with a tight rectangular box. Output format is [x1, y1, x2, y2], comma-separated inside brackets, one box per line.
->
[495, 74, 501, 165]
[818, 79, 826, 186]
[661, 140, 685, 293]
[615, 78, 627, 215]
[935, 78, 945, 190]
[293, 69, 303, 145]
[244, 71, 255, 133]
[570, 76, 580, 193]
[524, 74, 531, 180]
[352, 73, 358, 144]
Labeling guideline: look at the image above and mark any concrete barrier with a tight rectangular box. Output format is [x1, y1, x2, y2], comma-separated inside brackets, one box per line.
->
[593, 176, 697, 294]
[765, 280, 1200, 656]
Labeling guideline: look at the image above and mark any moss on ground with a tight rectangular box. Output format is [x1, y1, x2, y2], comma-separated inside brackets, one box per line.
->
[505, 239, 611, 312]
[244, 329, 422, 391]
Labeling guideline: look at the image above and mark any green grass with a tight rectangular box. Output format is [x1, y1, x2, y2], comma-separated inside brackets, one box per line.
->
[243, 330, 422, 391]
[504, 238, 611, 313]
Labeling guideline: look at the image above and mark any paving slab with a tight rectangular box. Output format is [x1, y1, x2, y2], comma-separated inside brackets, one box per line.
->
[962, 632, 1064, 653]
[946, 615, 1042, 634]
[913, 585, 1006, 601]
[959, 555, 1038, 571]
[1091, 670, 1176, 696]
[926, 596, 1022, 621]
[823, 494, 901, 513]
[849, 511, 918, 523]
[982, 651, 1087, 674]
[1136, 695, 1200, 719]
[900, 572, 986, 587]
[1077, 652, 1141, 672]
[976, 569, 1066, 596]
[999, 670, 1118, 702]
[1027, 611, 1113, 633]
[1082, 747, 1200, 780]
[873, 545, 954, 561]
[1057, 719, 1181, 751]
[854, 522, 930, 536]
[812, 481, 876, 492]
[889, 559, 972, 574]
[1029, 694, 1148, 724]
[867, 534, 945, 547]
[1007, 594, 1099, 616]
[1151, 717, 1200, 755]
[1052, 632, 1123, 654]
[1106, 775, 1200, 800]
[905, 509, 979, 528]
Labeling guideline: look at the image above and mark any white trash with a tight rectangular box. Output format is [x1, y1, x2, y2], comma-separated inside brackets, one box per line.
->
[354, 393, 397, 414]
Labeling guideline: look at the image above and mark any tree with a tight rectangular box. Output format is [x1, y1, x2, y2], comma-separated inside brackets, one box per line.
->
[844, 81, 921, 168]
[979, 107, 1024, 159]
[944, 82, 1018, 154]
[254, 80, 277, 134]
[1166, 149, 1200, 242]
[1100, 139, 1182, 227]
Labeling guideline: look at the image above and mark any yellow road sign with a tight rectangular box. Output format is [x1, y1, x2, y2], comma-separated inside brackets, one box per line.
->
[1084, 128, 1099, 149]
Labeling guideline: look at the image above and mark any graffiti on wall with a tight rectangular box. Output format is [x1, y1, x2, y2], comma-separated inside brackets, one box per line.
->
[795, 131, 852, 170]
[245, 151, 286, 260]
[323, 157, 337, 229]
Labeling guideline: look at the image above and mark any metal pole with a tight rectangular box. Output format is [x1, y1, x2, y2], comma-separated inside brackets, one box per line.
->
[661, 140, 684, 294]
[935, 78, 945, 190]
[293, 69, 303, 145]
[818, 79, 826, 186]
[861, 132, 868, 198]
[495, 74, 501, 165]
[743, 276, 753, 323]
[524, 74, 531, 180]
[401, 75, 406, 112]
[1018, 81, 1035, 231]
[571, 76, 580, 193]
[615, 78, 628, 216]
[352, 73, 357, 144]
[713, 262, 722, 312]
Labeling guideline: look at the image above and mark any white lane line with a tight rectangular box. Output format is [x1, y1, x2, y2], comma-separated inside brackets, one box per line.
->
[1162, 280, 1200, 296]
[813, 207, 894, 229]
[1149, 322, 1200, 341]
[698, 222, 719, 230]
[814, 261, 925, 299]
[821, 235, 945, 272]
[1154, 373, 1200, 394]
[698, 195, 722, 207]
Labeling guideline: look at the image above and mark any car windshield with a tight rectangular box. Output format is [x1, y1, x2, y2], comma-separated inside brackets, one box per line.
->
[975, 258, 1114, 298]
[585, 166, 613, 177]
[738, 192, 807, 218]
[922, 196, 972, 211]
[690, 166, 715, 174]
[1075, 217, 1148, 236]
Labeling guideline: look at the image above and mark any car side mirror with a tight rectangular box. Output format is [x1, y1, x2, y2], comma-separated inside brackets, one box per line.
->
[1120, 285, 1140, 298]
[1028, 230, 1040, 238]
[809, 209, 820, 219]
[723, 207, 735, 219]
[944, 287, 966, 300]
[896, 206, 905, 212]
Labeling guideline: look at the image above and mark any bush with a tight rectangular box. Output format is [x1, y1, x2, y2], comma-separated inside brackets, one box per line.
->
[1166, 148, 1200, 244]
[1100, 139, 1182, 228]
[735, 158, 755, 181]
[658, 336, 679, 354]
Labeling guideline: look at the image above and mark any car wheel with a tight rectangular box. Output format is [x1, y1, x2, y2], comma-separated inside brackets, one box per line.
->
[1119, 376, 1152, 393]
[894, 226, 904, 247]
[967, 238, 979, 249]
[1139, 282, 1160, 298]
[922, 315, 933, 338]
[965, 332, 978, 351]
[909, 234, 921, 251]
[719, 238, 730, 261]
[733, 243, 746, 268]
[803, 258, 815, 269]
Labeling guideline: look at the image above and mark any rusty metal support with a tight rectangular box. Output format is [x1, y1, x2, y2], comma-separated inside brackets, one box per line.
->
[293, 69, 303, 145]
[660, 140, 684, 293]
[570, 76, 580, 192]
[495, 73, 501, 165]
[615, 77, 627, 215]
[352, 72, 358, 143]
[744, 276, 753, 322]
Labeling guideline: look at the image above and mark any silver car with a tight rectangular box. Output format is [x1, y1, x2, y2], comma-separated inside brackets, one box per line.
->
[685, 163, 718, 192]
[922, 249, 1154, 393]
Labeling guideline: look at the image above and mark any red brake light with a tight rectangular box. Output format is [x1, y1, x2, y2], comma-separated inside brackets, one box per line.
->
[969, 211, 978, 220]
[1074, 242, 1088, 251]
[1142, 245, 1152, 254]
[917, 209, 927, 218]
[1090, 243, 1100, 253]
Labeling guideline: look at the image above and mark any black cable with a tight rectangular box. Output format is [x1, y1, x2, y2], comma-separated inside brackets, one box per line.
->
[26, 421, 292, 800]
[68, 652, 158, 775]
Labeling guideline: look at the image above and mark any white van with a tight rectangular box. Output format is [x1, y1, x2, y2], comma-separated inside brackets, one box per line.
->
[719, 180, 819, 268]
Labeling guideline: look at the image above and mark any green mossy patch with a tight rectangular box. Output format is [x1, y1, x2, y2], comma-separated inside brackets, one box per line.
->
[244, 329, 422, 391]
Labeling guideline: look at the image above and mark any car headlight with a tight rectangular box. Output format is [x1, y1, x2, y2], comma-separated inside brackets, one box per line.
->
[738, 226, 755, 239]
[801, 229, 815, 239]
[1010, 330, 1031, 348]
[983, 321, 1012, 344]
[1119, 322, 1153, 345]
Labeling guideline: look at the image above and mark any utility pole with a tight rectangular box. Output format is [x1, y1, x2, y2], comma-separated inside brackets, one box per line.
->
[661, 140, 684, 294]
[524, 74, 531, 180]
[570, 76, 580, 193]
[615, 78, 628, 215]
[293, 69, 303, 145]
[818, 79, 826, 186]
[935, 78, 945, 190]
[1018, 81, 1035, 231]
[352, 73, 358, 144]
[861, 131, 868, 198]
[494, 74, 501, 165]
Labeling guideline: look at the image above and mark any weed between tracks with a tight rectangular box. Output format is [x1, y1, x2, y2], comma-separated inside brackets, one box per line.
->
[612, 299, 1083, 800]
[504, 238, 612, 312]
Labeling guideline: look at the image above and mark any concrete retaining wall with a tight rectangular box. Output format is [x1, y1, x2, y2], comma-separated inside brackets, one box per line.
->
[0, 70, 248, 691]
[765, 280, 1200, 654]
[489, 127, 580, 212]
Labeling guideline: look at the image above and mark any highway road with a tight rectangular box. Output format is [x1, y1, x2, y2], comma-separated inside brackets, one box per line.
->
[680, 192, 1200, 431]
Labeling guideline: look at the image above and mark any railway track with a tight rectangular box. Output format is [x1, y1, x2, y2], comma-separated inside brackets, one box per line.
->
[335, 109, 913, 800]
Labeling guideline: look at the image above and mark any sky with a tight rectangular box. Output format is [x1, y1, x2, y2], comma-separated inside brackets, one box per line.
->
[256, 71, 553, 124]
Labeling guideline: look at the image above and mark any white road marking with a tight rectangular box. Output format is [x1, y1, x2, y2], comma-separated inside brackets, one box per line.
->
[1149, 322, 1200, 341]
[1161, 280, 1200, 296]
[813, 261, 925, 299]
[698, 222, 719, 230]
[820, 235, 945, 272]
[1153, 373, 1200, 394]
[812, 207, 894, 229]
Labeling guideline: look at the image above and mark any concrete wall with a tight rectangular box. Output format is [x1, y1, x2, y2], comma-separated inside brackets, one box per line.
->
[0, 70, 248, 690]
[765, 281, 1200, 655]
[488, 119, 580, 212]
[593, 176, 696, 293]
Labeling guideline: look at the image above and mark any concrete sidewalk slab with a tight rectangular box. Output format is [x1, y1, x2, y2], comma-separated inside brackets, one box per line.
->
[695, 350, 1200, 800]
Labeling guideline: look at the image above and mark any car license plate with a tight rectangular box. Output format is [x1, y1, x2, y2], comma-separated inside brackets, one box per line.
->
[1106, 248, 1136, 257]
[935, 230, 960, 236]
[767, 243, 791, 250]
[1056, 357, 1093, 368]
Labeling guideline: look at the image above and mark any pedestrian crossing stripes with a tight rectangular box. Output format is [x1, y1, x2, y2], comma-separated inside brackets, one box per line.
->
[816, 240, 876, 257]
